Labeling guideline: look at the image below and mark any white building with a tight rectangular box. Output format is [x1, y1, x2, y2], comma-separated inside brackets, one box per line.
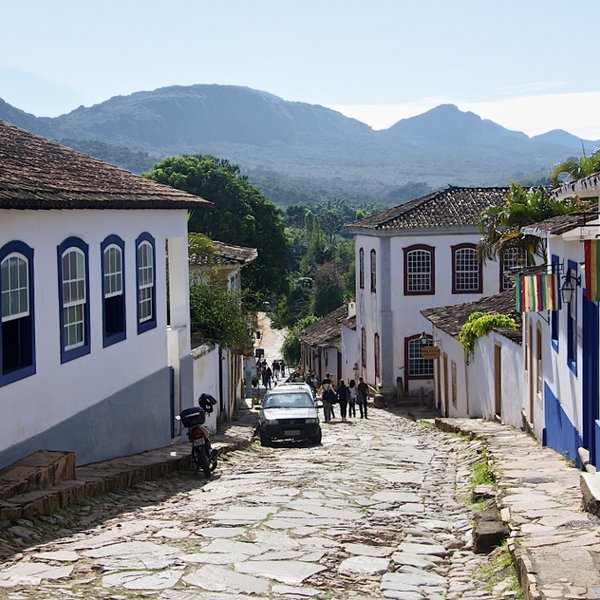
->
[0, 121, 210, 468]
[421, 290, 523, 427]
[348, 186, 511, 398]
[519, 176, 600, 466]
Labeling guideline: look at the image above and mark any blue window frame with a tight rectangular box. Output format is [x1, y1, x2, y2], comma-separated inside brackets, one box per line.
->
[551, 255, 560, 352]
[566, 259, 578, 375]
[0, 241, 36, 386]
[58, 237, 91, 363]
[136, 232, 157, 334]
[101, 235, 126, 347]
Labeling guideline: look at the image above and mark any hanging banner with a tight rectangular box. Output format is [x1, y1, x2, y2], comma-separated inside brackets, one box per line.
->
[584, 240, 600, 302]
[516, 273, 558, 312]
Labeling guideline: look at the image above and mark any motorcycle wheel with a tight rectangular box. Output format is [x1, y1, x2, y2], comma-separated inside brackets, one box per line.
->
[193, 446, 212, 478]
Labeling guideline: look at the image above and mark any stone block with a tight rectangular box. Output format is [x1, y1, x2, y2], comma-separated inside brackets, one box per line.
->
[0, 500, 21, 521]
[472, 503, 508, 554]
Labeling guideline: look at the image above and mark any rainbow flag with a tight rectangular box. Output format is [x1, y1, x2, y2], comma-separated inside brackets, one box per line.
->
[585, 240, 600, 301]
[516, 273, 558, 312]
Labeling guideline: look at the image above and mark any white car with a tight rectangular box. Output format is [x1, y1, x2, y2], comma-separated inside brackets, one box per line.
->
[259, 386, 322, 446]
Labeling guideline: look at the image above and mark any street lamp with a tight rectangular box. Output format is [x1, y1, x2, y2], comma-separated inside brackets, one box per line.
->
[560, 272, 581, 305]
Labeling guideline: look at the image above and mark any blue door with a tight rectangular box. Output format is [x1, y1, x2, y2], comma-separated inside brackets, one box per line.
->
[582, 292, 599, 463]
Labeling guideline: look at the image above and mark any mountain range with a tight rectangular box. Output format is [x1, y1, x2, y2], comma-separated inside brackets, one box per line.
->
[1, 84, 597, 205]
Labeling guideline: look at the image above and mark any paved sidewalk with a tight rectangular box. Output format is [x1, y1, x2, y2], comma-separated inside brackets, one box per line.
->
[0, 400, 258, 524]
[437, 418, 600, 600]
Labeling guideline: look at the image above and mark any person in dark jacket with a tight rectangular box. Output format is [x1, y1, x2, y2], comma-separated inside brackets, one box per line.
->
[337, 379, 350, 422]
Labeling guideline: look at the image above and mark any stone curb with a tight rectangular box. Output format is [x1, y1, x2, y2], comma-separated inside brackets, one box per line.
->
[433, 418, 541, 600]
[0, 413, 258, 526]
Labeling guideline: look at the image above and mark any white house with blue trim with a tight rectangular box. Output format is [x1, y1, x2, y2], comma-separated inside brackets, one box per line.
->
[0, 120, 210, 469]
[520, 175, 600, 467]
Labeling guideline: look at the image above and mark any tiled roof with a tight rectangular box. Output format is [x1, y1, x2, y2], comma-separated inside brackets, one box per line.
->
[297, 306, 347, 347]
[0, 120, 211, 210]
[340, 314, 356, 331]
[521, 205, 599, 236]
[189, 240, 258, 266]
[349, 186, 508, 231]
[421, 290, 521, 343]
[551, 172, 600, 201]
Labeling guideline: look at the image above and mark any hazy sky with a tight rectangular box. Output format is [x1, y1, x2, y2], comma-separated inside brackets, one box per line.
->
[1, 0, 599, 138]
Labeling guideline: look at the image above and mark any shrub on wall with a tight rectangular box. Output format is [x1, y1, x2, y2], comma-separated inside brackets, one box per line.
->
[458, 312, 518, 359]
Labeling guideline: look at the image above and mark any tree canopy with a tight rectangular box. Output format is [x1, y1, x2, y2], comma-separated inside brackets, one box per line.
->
[145, 155, 289, 300]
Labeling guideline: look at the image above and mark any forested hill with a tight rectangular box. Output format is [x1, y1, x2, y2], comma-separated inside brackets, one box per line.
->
[1, 85, 597, 205]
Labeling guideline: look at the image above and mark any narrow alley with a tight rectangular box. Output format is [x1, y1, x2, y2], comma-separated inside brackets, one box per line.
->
[0, 408, 501, 599]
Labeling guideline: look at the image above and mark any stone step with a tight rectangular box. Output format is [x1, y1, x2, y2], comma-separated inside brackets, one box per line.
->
[0, 451, 76, 501]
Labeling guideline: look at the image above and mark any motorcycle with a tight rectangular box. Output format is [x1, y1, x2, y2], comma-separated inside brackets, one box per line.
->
[177, 394, 218, 478]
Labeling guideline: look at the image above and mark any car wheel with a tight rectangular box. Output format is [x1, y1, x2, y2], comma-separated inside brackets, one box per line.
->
[312, 429, 322, 445]
[260, 431, 271, 447]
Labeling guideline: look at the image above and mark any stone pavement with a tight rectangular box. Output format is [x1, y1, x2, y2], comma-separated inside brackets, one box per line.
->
[437, 418, 600, 600]
[0, 399, 259, 524]
[0, 406, 509, 599]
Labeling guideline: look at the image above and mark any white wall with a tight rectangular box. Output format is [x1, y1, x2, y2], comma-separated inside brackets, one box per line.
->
[341, 325, 359, 384]
[356, 230, 505, 394]
[538, 236, 585, 433]
[0, 208, 188, 452]
[191, 342, 221, 434]
[474, 332, 523, 429]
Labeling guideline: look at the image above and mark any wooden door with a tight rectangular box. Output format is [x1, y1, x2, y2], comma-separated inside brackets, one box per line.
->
[494, 344, 502, 417]
[443, 353, 449, 416]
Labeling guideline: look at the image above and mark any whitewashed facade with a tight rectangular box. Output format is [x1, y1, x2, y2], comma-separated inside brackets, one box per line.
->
[0, 121, 210, 468]
[422, 291, 523, 427]
[348, 187, 510, 397]
[520, 176, 600, 466]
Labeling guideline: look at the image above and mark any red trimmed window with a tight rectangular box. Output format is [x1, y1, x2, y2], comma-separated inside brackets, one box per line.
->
[404, 244, 435, 295]
[361, 327, 367, 367]
[500, 247, 526, 291]
[452, 243, 482, 293]
[359, 248, 364, 289]
[370, 250, 376, 293]
[404, 334, 434, 382]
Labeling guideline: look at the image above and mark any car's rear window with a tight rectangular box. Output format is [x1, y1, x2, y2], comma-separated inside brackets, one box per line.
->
[263, 393, 314, 408]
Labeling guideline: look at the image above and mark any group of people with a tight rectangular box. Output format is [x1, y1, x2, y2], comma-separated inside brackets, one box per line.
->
[318, 373, 369, 422]
[253, 359, 287, 391]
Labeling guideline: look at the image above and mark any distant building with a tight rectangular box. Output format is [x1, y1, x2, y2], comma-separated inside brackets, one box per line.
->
[347, 186, 511, 398]
[298, 305, 347, 383]
[0, 120, 210, 468]
[189, 240, 257, 294]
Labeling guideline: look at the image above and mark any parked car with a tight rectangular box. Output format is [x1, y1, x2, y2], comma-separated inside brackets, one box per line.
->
[259, 386, 322, 446]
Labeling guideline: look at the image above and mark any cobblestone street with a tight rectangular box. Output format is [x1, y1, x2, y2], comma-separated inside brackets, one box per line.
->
[0, 408, 503, 599]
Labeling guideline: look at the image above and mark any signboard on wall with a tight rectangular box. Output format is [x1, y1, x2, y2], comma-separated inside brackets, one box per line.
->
[421, 346, 441, 359]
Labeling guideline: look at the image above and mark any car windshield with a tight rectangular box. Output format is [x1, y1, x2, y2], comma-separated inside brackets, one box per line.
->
[263, 393, 314, 409]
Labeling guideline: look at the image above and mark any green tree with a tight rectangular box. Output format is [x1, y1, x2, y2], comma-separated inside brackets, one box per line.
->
[478, 182, 588, 264]
[550, 149, 600, 188]
[281, 315, 319, 366]
[145, 154, 289, 300]
[271, 275, 313, 329]
[310, 263, 345, 317]
[189, 277, 252, 349]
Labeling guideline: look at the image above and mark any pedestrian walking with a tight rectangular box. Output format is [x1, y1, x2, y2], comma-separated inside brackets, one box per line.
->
[348, 379, 357, 418]
[337, 379, 349, 422]
[357, 376, 368, 419]
[280, 359, 286, 377]
[319, 372, 336, 422]
[272, 360, 280, 380]
[265, 366, 273, 389]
